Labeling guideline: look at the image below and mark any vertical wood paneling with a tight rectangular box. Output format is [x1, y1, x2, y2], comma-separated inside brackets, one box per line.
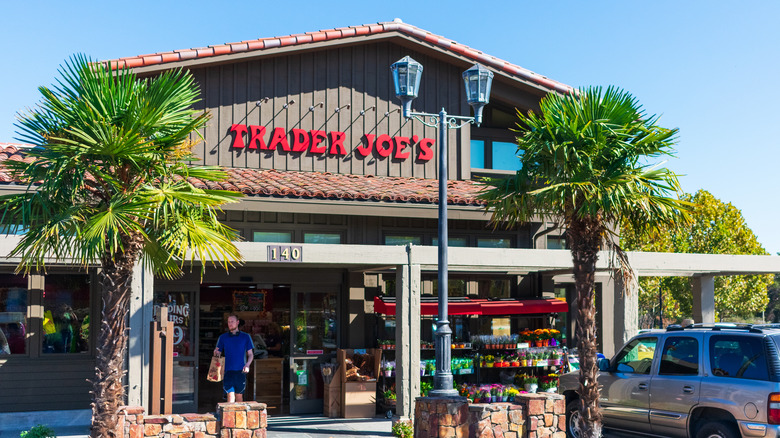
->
[203, 68, 221, 166]
[335, 48, 351, 175]
[362, 45, 378, 176]
[273, 57, 288, 170]
[298, 54, 314, 172]
[190, 68, 208, 164]
[287, 55, 302, 171]
[233, 62, 249, 169]
[192, 40, 496, 181]
[260, 59, 275, 170]
[217, 64, 235, 167]
[247, 60, 262, 169]
[312, 50, 329, 172]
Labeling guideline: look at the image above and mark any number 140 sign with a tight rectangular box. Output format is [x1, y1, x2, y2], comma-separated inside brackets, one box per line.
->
[268, 245, 303, 263]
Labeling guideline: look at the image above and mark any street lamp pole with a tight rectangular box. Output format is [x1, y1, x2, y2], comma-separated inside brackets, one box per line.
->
[391, 57, 493, 397]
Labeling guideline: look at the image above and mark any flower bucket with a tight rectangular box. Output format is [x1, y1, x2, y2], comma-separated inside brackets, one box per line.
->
[524, 383, 538, 393]
[545, 387, 558, 393]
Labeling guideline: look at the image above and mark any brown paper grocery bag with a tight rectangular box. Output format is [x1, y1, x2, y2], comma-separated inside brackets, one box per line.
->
[207, 355, 225, 382]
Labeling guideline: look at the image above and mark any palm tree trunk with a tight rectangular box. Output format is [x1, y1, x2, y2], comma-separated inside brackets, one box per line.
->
[91, 235, 143, 438]
[569, 218, 604, 438]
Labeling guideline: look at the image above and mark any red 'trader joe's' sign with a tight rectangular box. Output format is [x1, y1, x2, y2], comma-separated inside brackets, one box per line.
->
[229, 124, 435, 162]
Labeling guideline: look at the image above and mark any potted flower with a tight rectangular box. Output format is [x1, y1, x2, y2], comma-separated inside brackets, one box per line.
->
[506, 386, 520, 402]
[540, 374, 559, 393]
[549, 329, 561, 347]
[483, 354, 494, 367]
[519, 330, 532, 349]
[549, 351, 561, 366]
[509, 353, 520, 367]
[523, 375, 538, 393]
[518, 351, 527, 366]
[425, 360, 435, 376]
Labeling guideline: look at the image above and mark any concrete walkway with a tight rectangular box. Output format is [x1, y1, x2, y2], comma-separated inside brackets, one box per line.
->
[266, 416, 393, 438]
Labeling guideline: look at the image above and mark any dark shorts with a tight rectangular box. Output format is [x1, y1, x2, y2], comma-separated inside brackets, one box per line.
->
[223, 370, 246, 394]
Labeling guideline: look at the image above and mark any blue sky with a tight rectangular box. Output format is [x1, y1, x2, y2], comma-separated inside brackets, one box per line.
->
[2, 1, 778, 254]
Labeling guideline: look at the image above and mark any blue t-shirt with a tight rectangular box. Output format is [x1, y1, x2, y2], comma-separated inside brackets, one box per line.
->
[216, 331, 254, 371]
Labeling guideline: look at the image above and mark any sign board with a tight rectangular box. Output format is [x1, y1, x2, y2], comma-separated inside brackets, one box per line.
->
[268, 245, 303, 263]
[233, 291, 266, 312]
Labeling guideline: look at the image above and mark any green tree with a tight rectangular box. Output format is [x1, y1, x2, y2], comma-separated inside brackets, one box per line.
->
[622, 190, 771, 322]
[480, 86, 690, 438]
[2, 55, 243, 438]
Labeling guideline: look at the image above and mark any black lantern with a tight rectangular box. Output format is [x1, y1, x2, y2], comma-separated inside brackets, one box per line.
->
[390, 56, 423, 118]
[462, 64, 494, 125]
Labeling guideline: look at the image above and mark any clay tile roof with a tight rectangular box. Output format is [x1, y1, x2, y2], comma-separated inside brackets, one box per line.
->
[104, 20, 572, 95]
[0, 144, 487, 206]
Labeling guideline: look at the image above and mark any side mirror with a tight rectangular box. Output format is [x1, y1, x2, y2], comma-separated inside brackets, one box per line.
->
[597, 358, 611, 372]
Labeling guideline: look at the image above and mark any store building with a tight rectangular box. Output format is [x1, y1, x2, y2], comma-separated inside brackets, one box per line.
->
[1, 20, 779, 421]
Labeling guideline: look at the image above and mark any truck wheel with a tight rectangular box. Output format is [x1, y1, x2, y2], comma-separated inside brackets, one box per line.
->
[566, 399, 582, 438]
[695, 421, 738, 438]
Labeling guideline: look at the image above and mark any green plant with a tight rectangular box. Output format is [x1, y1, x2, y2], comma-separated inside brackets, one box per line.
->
[383, 389, 397, 401]
[420, 381, 433, 396]
[20, 425, 56, 438]
[391, 419, 413, 438]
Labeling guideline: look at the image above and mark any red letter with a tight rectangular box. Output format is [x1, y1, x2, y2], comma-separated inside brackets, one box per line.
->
[292, 129, 310, 152]
[329, 131, 347, 155]
[268, 127, 290, 151]
[230, 124, 247, 149]
[248, 125, 266, 150]
[375, 134, 393, 158]
[394, 136, 411, 160]
[309, 130, 327, 154]
[356, 134, 374, 157]
[417, 137, 434, 161]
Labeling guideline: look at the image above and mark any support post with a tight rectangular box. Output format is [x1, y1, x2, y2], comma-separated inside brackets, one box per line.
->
[127, 262, 153, 409]
[432, 108, 457, 397]
[692, 275, 715, 324]
[149, 305, 173, 415]
[396, 245, 421, 418]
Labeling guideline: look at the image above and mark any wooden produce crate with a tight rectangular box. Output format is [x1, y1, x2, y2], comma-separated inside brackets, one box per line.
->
[323, 368, 342, 418]
[250, 357, 284, 414]
[337, 348, 382, 418]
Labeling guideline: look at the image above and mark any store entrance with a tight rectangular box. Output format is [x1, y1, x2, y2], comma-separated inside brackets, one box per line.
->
[289, 288, 338, 414]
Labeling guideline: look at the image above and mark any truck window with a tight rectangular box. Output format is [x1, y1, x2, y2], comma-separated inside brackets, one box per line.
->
[614, 337, 657, 374]
[659, 336, 699, 375]
[710, 335, 768, 380]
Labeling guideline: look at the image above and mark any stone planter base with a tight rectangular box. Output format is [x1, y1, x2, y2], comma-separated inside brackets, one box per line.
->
[415, 393, 565, 438]
[118, 402, 267, 438]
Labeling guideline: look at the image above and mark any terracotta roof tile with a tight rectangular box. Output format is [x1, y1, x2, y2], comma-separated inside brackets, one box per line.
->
[0, 144, 486, 206]
[102, 20, 572, 94]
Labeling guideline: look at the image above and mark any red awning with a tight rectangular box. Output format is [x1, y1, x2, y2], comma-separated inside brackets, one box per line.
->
[373, 296, 568, 316]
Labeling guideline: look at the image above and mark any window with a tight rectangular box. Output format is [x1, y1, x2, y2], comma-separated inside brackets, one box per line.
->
[0, 274, 28, 355]
[710, 335, 768, 380]
[477, 238, 512, 248]
[253, 231, 292, 243]
[431, 278, 467, 297]
[304, 233, 342, 244]
[614, 337, 657, 374]
[547, 236, 567, 250]
[42, 274, 90, 354]
[384, 236, 422, 246]
[478, 279, 511, 299]
[471, 139, 521, 171]
[431, 237, 467, 247]
[659, 337, 699, 375]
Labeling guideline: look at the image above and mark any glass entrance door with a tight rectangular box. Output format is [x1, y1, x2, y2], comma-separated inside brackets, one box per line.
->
[154, 290, 198, 413]
[289, 290, 337, 414]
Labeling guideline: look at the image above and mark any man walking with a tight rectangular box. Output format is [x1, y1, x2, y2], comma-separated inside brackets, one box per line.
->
[214, 314, 254, 402]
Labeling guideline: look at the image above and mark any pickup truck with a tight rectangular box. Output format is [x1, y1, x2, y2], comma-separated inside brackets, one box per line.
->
[559, 324, 780, 438]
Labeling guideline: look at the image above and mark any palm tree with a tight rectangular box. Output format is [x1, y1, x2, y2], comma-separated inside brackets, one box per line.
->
[480, 86, 690, 438]
[2, 55, 243, 438]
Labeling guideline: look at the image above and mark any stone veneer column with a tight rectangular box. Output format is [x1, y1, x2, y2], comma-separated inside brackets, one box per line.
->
[396, 244, 421, 419]
[414, 396, 470, 438]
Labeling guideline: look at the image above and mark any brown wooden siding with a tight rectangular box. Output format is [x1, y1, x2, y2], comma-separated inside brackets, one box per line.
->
[190, 41, 481, 180]
[0, 357, 94, 411]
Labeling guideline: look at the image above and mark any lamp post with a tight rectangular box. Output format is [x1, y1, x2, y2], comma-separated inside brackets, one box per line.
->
[391, 56, 493, 396]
